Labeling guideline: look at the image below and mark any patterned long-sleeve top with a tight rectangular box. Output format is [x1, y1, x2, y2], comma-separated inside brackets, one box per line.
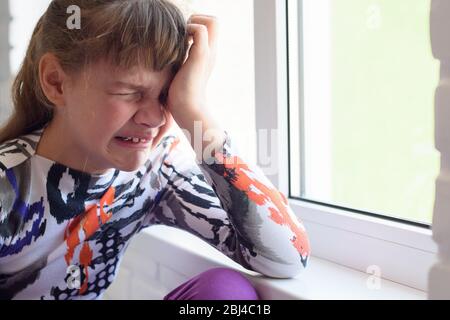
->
[0, 124, 310, 300]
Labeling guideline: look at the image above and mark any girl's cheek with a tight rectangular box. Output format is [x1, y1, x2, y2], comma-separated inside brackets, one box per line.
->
[104, 100, 134, 118]
[152, 108, 174, 147]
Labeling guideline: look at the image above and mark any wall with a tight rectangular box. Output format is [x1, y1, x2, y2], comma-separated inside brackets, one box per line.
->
[0, 1, 11, 124]
[428, 0, 450, 299]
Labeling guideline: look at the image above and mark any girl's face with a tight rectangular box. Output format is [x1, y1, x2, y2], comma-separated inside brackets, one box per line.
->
[58, 58, 174, 173]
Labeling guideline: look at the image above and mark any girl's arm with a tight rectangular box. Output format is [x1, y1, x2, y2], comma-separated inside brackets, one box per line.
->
[147, 131, 310, 279]
[148, 14, 310, 278]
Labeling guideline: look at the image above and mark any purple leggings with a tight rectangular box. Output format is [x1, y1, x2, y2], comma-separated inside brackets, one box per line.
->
[163, 267, 260, 300]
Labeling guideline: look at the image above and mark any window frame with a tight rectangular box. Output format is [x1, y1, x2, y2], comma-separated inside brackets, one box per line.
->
[253, 0, 437, 292]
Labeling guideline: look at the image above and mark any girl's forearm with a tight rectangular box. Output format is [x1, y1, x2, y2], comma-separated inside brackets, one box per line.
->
[172, 107, 227, 164]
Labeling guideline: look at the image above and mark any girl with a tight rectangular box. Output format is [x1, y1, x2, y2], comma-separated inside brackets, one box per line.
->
[0, 0, 310, 300]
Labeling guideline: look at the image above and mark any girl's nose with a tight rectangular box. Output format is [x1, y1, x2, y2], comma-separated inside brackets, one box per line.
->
[134, 104, 167, 129]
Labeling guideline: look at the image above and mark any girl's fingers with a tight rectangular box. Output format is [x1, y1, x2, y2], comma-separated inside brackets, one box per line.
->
[186, 23, 210, 58]
[185, 15, 218, 81]
[187, 15, 219, 50]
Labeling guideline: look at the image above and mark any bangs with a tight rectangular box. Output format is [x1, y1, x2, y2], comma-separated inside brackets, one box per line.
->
[69, 0, 188, 72]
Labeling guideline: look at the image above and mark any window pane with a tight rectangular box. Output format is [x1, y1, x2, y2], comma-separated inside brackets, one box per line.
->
[288, 0, 440, 224]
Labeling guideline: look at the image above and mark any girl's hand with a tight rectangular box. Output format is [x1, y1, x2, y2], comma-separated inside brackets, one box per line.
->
[166, 14, 219, 121]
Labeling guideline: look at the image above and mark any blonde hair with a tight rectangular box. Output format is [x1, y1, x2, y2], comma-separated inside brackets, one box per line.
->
[0, 0, 188, 143]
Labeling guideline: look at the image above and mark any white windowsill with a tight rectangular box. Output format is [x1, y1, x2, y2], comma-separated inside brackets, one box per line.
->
[141, 225, 427, 300]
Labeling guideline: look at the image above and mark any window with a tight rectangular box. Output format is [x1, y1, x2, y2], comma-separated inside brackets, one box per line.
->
[287, 0, 440, 225]
[254, 0, 437, 292]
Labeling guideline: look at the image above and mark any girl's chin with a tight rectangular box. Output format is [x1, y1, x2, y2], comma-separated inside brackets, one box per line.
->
[115, 164, 142, 172]
[114, 156, 148, 172]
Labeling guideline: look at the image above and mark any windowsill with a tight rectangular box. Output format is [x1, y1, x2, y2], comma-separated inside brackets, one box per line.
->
[141, 226, 427, 300]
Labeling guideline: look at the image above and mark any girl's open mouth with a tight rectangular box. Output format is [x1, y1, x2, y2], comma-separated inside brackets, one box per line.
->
[114, 136, 152, 149]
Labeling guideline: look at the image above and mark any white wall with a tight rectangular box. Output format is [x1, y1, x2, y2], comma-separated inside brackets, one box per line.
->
[9, 0, 52, 75]
[428, 0, 450, 299]
[0, 0, 12, 123]
[0, 0, 51, 124]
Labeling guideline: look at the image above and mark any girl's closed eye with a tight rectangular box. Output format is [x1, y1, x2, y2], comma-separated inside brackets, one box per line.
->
[112, 92, 141, 96]
[111, 91, 144, 101]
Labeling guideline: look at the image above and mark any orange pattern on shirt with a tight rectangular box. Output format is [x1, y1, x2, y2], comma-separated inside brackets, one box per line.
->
[215, 152, 310, 259]
[64, 186, 115, 294]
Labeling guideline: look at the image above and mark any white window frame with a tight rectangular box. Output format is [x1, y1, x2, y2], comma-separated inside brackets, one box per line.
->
[254, 0, 437, 292]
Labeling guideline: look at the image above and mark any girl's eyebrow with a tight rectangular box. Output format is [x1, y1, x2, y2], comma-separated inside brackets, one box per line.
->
[109, 80, 171, 93]
[110, 81, 150, 90]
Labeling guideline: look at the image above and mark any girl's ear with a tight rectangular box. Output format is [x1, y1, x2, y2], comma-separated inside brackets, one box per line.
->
[39, 52, 69, 108]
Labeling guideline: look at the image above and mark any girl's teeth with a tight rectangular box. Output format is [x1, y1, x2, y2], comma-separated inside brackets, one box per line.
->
[120, 137, 148, 143]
